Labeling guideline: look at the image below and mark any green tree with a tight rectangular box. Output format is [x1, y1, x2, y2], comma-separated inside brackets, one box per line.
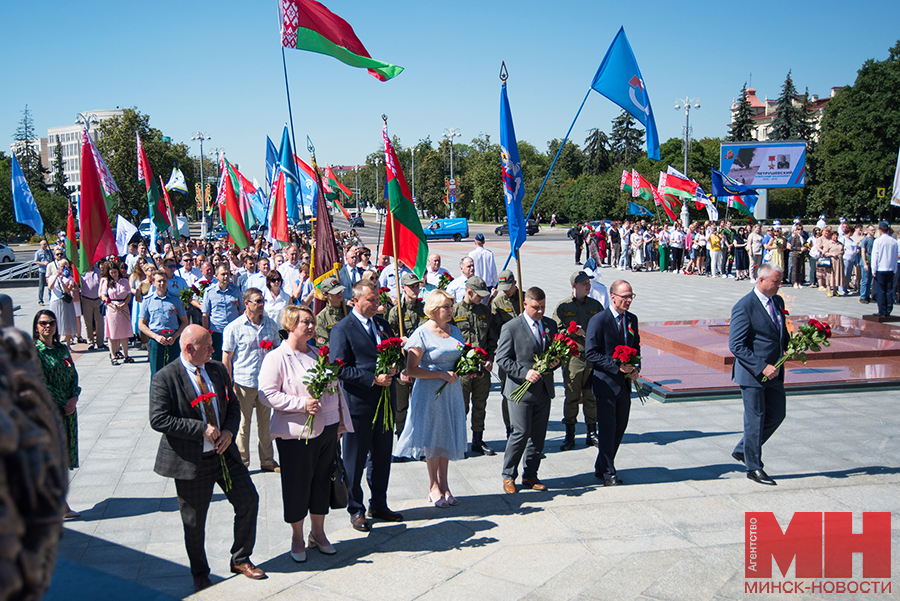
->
[13, 105, 49, 192]
[609, 111, 644, 167]
[810, 41, 900, 219]
[0, 151, 66, 239]
[769, 70, 812, 141]
[727, 83, 755, 142]
[466, 134, 502, 222]
[51, 135, 68, 198]
[95, 108, 196, 221]
[583, 128, 611, 176]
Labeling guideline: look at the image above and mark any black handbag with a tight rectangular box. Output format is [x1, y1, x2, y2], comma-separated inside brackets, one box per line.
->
[329, 448, 349, 510]
[817, 257, 832, 268]
[61, 292, 73, 304]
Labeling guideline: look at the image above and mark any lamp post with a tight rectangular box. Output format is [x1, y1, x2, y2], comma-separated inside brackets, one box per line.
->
[410, 146, 416, 215]
[75, 112, 99, 136]
[674, 96, 700, 227]
[191, 132, 211, 239]
[443, 128, 461, 217]
[374, 157, 382, 213]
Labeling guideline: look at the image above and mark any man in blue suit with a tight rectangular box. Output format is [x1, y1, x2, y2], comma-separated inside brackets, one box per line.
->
[729, 263, 789, 485]
[329, 279, 402, 531]
[585, 280, 640, 487]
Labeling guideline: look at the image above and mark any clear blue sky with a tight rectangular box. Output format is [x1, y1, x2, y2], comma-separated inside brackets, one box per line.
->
[3, 0, 898, 184]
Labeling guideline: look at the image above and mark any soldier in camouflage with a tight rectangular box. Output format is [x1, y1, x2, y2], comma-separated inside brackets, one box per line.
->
[315, 276, 349, 347]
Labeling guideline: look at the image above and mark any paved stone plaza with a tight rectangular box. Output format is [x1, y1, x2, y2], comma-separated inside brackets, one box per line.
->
[8, 226, 897, 600]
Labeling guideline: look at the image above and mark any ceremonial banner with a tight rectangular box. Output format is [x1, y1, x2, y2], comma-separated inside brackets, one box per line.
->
[381, 123, 428, 278]
[500, 79, 526, 259]
[82, 130, 117, 265]
[137, 133, 169, 231]
[10, 154, 43, 236]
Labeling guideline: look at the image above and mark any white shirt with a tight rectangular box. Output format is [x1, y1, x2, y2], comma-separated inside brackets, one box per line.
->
[351, 309, 382, 344]
[424, 266, 451, 288]
[277, 262, 302, 290]
[871, 233, 899, 272]
[179, 355, 221, 453]
[378, 262, 411, 297]
[468, 245, 498, 287]
[177, 266, 203, 287]
[589, 281, 609, 309]
[446, 275, 469, 303]
[244, 272, 268, 292]
[263, 287, 290, 323]
[523, 312, 544, 345]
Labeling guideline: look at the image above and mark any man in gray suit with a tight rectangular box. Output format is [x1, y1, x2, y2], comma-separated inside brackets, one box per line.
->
[729, 263, 789, 485]
[149, 325, 265, 592]
[496, 287, 560, 493]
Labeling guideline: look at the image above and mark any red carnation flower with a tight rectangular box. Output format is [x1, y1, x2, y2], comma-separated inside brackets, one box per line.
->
[260, 340, 274, 351]
[474, 347, 488, 359]
[318, 345, 330, 357]
[191, 392, 217, 407]
[379, 287, 390, 293]
[567, 321, 579, 335]
[779, 308, 789, 316]
[334, 358, 345, 368]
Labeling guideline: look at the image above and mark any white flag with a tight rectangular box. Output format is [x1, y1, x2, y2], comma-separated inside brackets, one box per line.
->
[166, 165, 188, 194]
[115, 215, 139, 255]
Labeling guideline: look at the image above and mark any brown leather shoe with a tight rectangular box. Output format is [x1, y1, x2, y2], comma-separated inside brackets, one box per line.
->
[350, 511, 371, 532]
[502, 479, 517, 494]
[230, 561, 266, 580]
[522, 478, 547, 491]
[260, 463, 281, 473]
[193, 575, 212, 592]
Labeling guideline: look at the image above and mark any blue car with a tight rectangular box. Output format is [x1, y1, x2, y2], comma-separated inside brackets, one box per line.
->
[424, 218, 469, 242]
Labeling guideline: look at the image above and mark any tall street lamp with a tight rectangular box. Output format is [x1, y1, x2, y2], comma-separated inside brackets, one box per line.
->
[443, 128, 460, 217]
[674, 96, 700, 227]
[192, 132, 211, 238]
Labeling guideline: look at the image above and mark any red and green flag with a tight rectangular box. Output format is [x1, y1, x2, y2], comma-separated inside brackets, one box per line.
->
[222, 158, 252, 249]
[269, 171, 291, 245]
[323, 164, 353, 200]
[137, 133, 169, 232]
[728, 195, 757, 223]
[631, 169, 656, 203]
[80, 130, 117, 266]
[279, 0, 403, 82]
[160, 176, 177, 233]
[619, 169, 633, 194]
[65, 202, 80, 284]
[381, 123, 428, 279]
[660, 170, 698, 201]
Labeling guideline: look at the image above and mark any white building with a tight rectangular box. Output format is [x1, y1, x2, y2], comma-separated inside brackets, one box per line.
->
[729, 88, 841, 142]
[46, 109, 123, 198]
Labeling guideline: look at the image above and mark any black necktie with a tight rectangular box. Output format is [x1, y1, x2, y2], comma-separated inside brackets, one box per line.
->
[367, 319, 378, 345]
[619, 314, 626, 344]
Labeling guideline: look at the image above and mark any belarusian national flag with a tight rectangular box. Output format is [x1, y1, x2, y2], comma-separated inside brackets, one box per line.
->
[381, 123, 428, 278]
[661, 169, 698, 200]
[85, 129, 119, 214]
[269, 171, 291, 244]
[65, 203, 80, 285]
[137, 133, 169, 232]
[620, 169, 632, 194]
[324, 164, 353, 198]
[160, 176, 177, 232]
[222, 158, 252, 249]
[631, 170, 655, 203]
[81, 130, 117, 265]
[279, 0, 403, 82]
[728, 195, 757, 223]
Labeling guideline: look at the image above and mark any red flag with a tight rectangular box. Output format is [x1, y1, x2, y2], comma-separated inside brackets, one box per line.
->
[160, 176, 175, 229]
[65, 203, 80, 285]
[269, 172, 290, 243]
[381, 124, 429, 278]
[80, 130, 117, 264]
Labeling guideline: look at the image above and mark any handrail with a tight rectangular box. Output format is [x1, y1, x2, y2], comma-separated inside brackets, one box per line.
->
[0, 261, 41, 281]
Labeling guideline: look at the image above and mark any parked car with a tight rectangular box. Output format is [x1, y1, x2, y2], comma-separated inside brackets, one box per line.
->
[424, 218, 469, 242]
[0, 243, 15, 263]
[494, 219, 540, 237]
[349, 213, 365, 227]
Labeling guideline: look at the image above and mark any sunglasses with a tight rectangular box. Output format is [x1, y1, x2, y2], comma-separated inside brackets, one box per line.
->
[37, 320, 56, 327]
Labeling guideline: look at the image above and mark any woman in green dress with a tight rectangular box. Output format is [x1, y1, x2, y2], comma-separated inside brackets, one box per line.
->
[33, 309, 81, 519]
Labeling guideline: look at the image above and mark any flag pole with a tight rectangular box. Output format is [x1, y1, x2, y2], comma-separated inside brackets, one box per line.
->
[515, 249, 524, 313]
[383, 115, 404, 338]
[503, 87, 592, 271]
[281, 45, 307, 226]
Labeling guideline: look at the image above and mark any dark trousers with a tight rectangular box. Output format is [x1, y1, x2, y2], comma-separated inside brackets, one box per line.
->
[501, 396, 551, 480]
[149, 337, 180, 378]
[499, 370, 511, 435]
[394, 379, 412, 438]
[275, 424, 338, 523]
[210, 331, 224, 362]
[575, 243, 583, 264]
[38, 272, 47, 303]
[343, 413, 393, 515]
[186, 305, 203, 325]
[461, 371, 491, 433]
[81, 296, 104, 346]
[671, 247, 684, 272]
[733, 385, 786, 472]
[874, 271, 894, 316]
[593, 384, 631, 479]
[173, 452, 258, 578]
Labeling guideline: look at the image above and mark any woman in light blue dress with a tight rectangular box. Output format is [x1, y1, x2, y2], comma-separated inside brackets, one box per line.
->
[395, 289, 466, 508]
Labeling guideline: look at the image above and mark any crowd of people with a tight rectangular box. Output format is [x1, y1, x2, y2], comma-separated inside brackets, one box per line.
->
[565, 216, 900, 315]
[28, 215, 858, 592]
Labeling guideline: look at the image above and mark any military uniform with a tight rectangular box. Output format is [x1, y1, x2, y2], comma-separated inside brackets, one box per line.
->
[452, 277, 499, 454]
[491, 288, 521, 436]
[554, 292, 603, 447]
[388, 295, 427, 438]
[315, 303, 348, 347]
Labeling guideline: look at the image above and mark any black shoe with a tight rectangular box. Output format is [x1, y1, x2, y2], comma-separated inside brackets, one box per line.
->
[859, 299, 870, 304]
[747, 469, 776, 485]
[392, 456, 409, 463]
[732, 451, 745, 465]
[586, 429, 599, 448]
[88, 343, 96, 351]
[472, 441, 496, 456]
[603, 475, 624, 487]
[560, 425, 576, 451]
[367, 507, 403, 522]
[193, 575, 212, 592]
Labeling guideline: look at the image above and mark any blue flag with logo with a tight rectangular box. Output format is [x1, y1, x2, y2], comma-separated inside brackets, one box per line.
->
[500, 81, 527, 261]
[278, 127, 300, 222]
[628, 201, 654, 217]
[266, 136, 279, 191]
[11, 154, 44, 236]
[711, 167, 757, 197]
[590, 27, 660, 161]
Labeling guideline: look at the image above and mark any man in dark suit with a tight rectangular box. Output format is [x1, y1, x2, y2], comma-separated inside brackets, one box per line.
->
[585, 279, 640, 487]
[729, 263, 789, 485]
[149, 324, 264, 593]
[496, 287, 560, 493]
[329, 279, 402, 531]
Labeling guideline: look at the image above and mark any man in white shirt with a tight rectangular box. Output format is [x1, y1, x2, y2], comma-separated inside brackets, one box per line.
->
[244, 257, 270, 292]
[277, 245, 302, 290]
[177, 255, 203, 288]
[377, 258, 411, 299]
[469, 233, 498, 288]
[446, 257, 475, 303]
[871, 221, 899, 317]
[424, 253, 451, 288]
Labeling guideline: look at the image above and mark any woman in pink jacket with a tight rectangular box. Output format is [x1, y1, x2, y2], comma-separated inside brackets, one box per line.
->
[258, 305, 353, 564]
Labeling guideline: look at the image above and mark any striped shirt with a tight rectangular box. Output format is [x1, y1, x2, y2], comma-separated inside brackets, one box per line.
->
[222, 313, 281, 388]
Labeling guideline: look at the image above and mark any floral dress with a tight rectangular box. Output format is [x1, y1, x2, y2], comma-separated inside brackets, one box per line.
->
[36, 340, 81, 469]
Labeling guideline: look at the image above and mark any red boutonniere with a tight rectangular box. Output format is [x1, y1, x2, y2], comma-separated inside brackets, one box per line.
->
[207, 329, 215, 335]
[260, 340, 274, 351]
[63, 357, 73, 367]
[191, 392, 216, 407]
[779, 308, 789, 316]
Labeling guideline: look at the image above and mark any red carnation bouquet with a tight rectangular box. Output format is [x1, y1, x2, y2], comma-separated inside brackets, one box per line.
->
[259, 339, 274, 351]
[509, 331, 579, 403]
[762, 318, 832, 381]
[378, 286, 392, 307]
[300, 345, 344, 442]
[613, 344, 646, 404]
[566, 320, 580, 336]
[437, 343, 489, 396]
[191, 392, 233, 491]
[373, 336, 404, 432]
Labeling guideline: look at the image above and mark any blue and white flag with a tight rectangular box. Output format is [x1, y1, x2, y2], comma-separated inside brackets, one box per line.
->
[278, 126, 300, 222]
[628, 201, 654, 217]
[711, 168, 757, 197]
[11, 154, 44, 235]
[165, 164, 188, 194]
[500, 81, 527, 261]
[590, 27, 660, 161]
[266, 136, 279, 192]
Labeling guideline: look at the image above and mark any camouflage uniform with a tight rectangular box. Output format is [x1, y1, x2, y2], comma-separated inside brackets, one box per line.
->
[554, 293, 602, 448]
